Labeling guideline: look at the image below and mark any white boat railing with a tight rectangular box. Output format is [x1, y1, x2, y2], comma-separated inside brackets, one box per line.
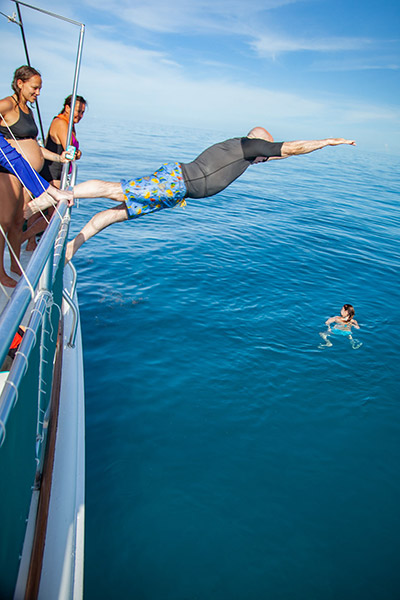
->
[0, 200, 70, 443]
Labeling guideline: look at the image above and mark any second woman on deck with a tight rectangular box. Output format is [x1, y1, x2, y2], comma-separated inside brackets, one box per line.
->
[41, 93, 86, 187]
[21, 93, 87, 244]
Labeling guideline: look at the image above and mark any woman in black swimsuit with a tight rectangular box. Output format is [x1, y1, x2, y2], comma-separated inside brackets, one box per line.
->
[0, 65, 69, 286]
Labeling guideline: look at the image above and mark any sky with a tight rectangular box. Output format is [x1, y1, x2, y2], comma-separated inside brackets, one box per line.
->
[0, 0, 399, 152]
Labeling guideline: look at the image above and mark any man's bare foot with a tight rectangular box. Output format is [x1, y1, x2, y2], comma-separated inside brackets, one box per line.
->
[65, 240, 74, 264]
[0, 273, 18, 288]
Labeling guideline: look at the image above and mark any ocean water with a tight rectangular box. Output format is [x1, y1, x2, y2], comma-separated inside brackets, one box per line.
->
[70, 123, 400, 600]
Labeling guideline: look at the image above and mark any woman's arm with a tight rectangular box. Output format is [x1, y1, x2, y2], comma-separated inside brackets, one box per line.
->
[0, 96, 16, 121]
[48, 117, 68, 148]
[44, 117, 81, 160]
[41, 146, 70, 163]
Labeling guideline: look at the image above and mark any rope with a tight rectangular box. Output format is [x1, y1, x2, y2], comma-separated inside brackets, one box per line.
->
[0, 281, 12, 300]
[36, 291, 60, 460]
[0, 224, 35, 298]
[0, 419, 6, 448]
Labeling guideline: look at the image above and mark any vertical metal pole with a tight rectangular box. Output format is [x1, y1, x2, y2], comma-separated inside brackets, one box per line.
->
[15, 3, 30, 63]
[15, 2, 45, 142]
[61, 23, 85, 190]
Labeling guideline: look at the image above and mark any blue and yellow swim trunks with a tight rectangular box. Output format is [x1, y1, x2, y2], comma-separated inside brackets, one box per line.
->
[121, 162, 187, 220]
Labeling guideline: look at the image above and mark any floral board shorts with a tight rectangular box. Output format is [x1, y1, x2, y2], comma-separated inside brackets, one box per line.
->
[121, 162, 187, 220]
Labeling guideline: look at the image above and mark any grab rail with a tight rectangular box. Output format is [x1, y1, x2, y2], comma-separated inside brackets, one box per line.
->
[62, 288, 79, 348]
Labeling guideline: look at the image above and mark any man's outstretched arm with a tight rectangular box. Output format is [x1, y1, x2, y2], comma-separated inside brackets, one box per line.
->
[278, 138, 356, 159]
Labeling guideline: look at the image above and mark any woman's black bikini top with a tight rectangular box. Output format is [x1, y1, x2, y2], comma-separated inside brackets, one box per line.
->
[0, 99, 38, 140]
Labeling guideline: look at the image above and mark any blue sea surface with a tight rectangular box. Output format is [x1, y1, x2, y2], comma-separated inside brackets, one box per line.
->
[70, 123, 400, 600]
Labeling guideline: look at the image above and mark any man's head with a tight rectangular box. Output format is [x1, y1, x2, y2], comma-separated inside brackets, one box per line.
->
[247, 126, 274, 142]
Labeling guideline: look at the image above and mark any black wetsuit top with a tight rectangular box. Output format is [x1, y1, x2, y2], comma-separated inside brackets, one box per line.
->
[40, 125, 64, 182]
[181, 137, 283, 199]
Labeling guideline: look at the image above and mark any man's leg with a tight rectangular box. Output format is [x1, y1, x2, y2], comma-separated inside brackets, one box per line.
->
[73, 180, 125, 202]
[65, 202, 128, 262]
[25, 180, 123, 219]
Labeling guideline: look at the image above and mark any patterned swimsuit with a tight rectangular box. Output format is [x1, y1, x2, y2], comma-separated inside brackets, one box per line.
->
[121, 162, 187, 219]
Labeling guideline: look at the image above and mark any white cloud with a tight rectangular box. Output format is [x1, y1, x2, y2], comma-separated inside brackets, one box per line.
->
[310, 60, 400, 72]
[83, 0, 298, 35]
[251, 34, 373, 58]
[69, 31, 399, 149]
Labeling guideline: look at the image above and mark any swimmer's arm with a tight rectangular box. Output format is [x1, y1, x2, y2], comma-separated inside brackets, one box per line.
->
[352, 319, 360, 329]
[272, 138, 356, 160]
[325, 316, 338, 326]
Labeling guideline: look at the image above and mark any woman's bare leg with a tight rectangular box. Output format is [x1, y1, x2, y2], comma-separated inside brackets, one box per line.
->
[8, 214, 24, 275]
[24, 189, 39, 251]
[0, 173, 24, 286]
[65, 203, 128, 262]
[0, 233, 17, 287]
[23, 178, 59, 244]
[22, 208, 54, 244]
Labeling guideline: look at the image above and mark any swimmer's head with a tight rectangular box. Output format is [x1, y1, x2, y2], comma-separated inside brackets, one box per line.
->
[247, 126, 274, 142]
[341, 304, 355, 321]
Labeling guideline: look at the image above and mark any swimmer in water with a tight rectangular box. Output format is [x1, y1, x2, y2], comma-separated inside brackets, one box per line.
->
[319, 304, 362, 349]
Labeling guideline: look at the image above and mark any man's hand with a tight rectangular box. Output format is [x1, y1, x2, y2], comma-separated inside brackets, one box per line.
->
[52, 187, 74, 207]
[327, 138, 356, 146]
